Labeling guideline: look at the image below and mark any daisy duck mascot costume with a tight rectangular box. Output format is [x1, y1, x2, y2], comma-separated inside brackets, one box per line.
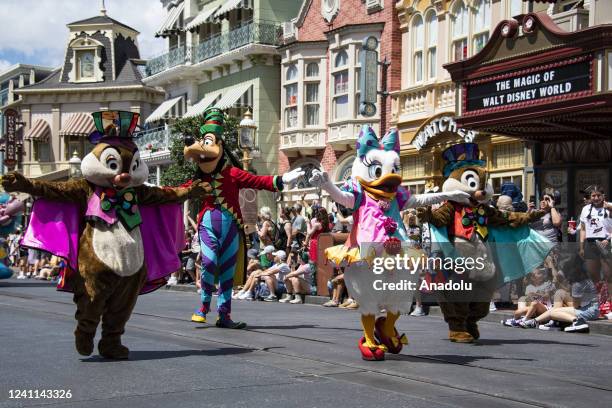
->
[310, 125, 469, 361]
[185, 108, 304, 329]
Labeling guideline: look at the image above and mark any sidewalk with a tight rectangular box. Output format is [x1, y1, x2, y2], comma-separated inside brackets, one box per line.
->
[164, 283, 612, 336]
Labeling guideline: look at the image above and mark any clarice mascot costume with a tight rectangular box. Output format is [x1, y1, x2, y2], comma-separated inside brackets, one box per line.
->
[0, 193, 24, 279]
[417, 143, 551, 343]
[184, 108, 304, 329]
[310, 125, 470, 361]
[1, 110, 204, 359]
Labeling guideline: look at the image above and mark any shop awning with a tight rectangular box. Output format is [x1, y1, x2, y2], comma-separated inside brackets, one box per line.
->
[184, 93, 221, 118]
[24, 119, 51, 142]
[214, 0, 251, 19]
[185, 2, 220, 31]
[213, 83, 251, 109]
[145, 96, 183, 123]
[155, 1, 185, 37]
[59, 113, 95, 137]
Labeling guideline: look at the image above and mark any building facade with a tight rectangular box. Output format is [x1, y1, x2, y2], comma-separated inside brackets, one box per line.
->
[140, 0, 302, 203]
[445, 0, 612, 216]
[13, 8, 164, 180]
[278, 0, 401, 205]
[392, 0, 534, 197]
[0, 64, 54, 174]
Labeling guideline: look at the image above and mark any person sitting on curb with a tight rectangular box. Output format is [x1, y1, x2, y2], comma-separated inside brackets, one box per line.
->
[258, 250, 290, 302]
[234, 245, 275, 300]
[280, 251, 312, 304]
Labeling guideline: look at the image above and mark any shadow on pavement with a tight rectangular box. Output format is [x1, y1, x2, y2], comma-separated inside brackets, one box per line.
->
[0, 281, 56, 287]
[390, 354, 535, 364]
[81, 347, 254, 362]
[474, 338, 597, 347]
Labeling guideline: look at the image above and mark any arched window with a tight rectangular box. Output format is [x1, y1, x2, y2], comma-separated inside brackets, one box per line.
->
[286, 64, 298, 81]
[473, 0, 491, 53]
[333, 49, 349, 119]
[412, 15, 424, 83]
[284, 64, 298, 128]
[451, 1, 468, 61]
[425, 11, 437, 79]
[306, 62, 319, 77]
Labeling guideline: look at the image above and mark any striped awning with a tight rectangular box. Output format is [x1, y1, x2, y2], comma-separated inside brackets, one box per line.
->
[156, 1, 185, 37]
[59, 113, 95, 137]
[145, 96, 183, 123]
[185, 1, 221, 31]
[213, 83, 252, 110]
[214, 0, 251, 19]
[184, 93, 221, 118]
[24, 119, 51, 142]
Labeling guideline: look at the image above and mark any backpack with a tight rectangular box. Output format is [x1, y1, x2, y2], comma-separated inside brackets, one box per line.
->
[272, 221, 289, 250]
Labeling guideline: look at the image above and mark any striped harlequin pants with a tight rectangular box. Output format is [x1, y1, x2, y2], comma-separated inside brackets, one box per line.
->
[198, 208, 239, 316]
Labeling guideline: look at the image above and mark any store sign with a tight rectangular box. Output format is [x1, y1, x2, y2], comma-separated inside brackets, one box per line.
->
[3, 108, 18, 170]
[465, 57, 592, 112]
[412, 115, 477, 150]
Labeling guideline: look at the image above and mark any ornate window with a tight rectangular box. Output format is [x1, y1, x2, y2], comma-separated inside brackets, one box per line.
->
[412, 15, 424, 83]
[451, 1, 469, 62]
[34, 141, 50, 162]
[473, 0, 491, 54]
[285, 64, 299, 128]
[305, 83, 320, 126]
[78, 51, 95, 79]
[333, 49, 349, 119]
[401, 155, 425, 179]
[68, 36, 103, 83]
[426, 11, 437, 79]
[306, 62, 319, 78]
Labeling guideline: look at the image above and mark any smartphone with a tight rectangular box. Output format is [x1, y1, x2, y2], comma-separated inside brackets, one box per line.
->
[529, 195, 535, 203]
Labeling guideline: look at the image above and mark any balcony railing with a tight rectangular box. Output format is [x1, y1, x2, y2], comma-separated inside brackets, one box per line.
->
[134, 127, 175, 152]
[144, 21, 281, 77]
[145, 46, 188, 77]
[193, 21, 281, 64]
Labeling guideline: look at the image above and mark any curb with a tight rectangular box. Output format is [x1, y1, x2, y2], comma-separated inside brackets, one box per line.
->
[163, 284, 612, 336]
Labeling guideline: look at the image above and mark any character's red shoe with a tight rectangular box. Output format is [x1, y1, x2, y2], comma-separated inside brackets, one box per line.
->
[358, 337, 385, 361]
[374, 316, 408, 354]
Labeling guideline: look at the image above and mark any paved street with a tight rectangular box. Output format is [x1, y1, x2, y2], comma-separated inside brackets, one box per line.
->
[0, 279, 610, 408]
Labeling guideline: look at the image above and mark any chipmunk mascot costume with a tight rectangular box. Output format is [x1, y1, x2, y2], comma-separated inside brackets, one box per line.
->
[0, 193, 24, 279]
[2, 110, 204, 359]
[185, 108, 304, 329]
[310, 125, 470, 361]
[417, 143, 552, 343]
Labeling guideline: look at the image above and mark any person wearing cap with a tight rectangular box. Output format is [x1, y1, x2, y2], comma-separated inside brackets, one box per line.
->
[280, 252, 312, 304]
[185, 108, 304, 328]
[235, 245, 276, 300]
[259, 250, 291, 302]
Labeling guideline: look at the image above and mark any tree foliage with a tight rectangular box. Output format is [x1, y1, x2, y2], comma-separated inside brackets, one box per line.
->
[159, 114, 242, 187]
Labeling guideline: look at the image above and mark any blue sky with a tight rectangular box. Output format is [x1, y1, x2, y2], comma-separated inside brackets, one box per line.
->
[0, 0, 167, 72]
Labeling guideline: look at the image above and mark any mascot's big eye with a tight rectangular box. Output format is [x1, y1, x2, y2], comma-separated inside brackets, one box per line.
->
[100, 148, 122, 173]
[106, 158, 119, 171]
[368, 163, 383, 179]
[204, 139, 213, 146]
[461, 170, 480, 189]
[131, 159, 140, 172]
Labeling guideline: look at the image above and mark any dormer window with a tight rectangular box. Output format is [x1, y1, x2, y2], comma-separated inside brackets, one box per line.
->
[67, 36, 104, 83]
[78, 51, 95, 79]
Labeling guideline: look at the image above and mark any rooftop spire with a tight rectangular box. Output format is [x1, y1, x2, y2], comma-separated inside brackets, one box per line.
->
[100, 0, 107, 16]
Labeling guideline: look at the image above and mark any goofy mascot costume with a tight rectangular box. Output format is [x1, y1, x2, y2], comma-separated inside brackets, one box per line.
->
[185, 108, 303, 328]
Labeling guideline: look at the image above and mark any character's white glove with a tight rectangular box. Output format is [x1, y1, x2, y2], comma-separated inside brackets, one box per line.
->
[309, 169, 330, 187]
[282, 167, 304, 187]
[444, 190, 472, 205]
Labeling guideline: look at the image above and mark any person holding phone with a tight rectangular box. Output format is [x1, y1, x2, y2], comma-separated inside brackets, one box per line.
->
[530, 188, 563, 244]
[579, 186, 610, 284]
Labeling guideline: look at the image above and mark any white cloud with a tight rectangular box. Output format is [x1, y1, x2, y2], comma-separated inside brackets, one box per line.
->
[0, 59, 13, 72]
[0, 0, 167, 68]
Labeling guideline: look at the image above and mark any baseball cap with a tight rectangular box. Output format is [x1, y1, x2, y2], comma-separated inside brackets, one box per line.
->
[260, 245, 275, 256]
[247, 248, 258, 259]
[272, 250, 287, 260]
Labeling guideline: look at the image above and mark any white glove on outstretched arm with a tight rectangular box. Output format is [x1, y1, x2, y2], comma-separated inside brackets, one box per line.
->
[282, 167, 305, 187]
[309, 169, 355, 209]
[404, 190, 471, 209]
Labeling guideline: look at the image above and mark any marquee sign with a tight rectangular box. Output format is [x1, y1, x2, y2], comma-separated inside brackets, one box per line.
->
[464, 55, 593, 113]
[412, 114, 477, 150]
[3, 108, 19, 170]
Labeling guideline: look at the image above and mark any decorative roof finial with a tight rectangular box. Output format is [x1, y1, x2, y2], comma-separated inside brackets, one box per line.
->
[100, 0, 107, 16]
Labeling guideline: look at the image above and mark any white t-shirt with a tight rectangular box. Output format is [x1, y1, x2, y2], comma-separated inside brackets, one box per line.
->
[580, 204, 611, 239]
[273, 263, 291, 281]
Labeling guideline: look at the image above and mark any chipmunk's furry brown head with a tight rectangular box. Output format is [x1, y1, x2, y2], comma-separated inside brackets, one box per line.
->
[441, 143, 493, 204]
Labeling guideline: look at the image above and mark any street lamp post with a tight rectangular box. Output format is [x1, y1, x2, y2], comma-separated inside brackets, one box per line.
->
[238, 109, 256, 171]
[69, 150, 82, 178]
